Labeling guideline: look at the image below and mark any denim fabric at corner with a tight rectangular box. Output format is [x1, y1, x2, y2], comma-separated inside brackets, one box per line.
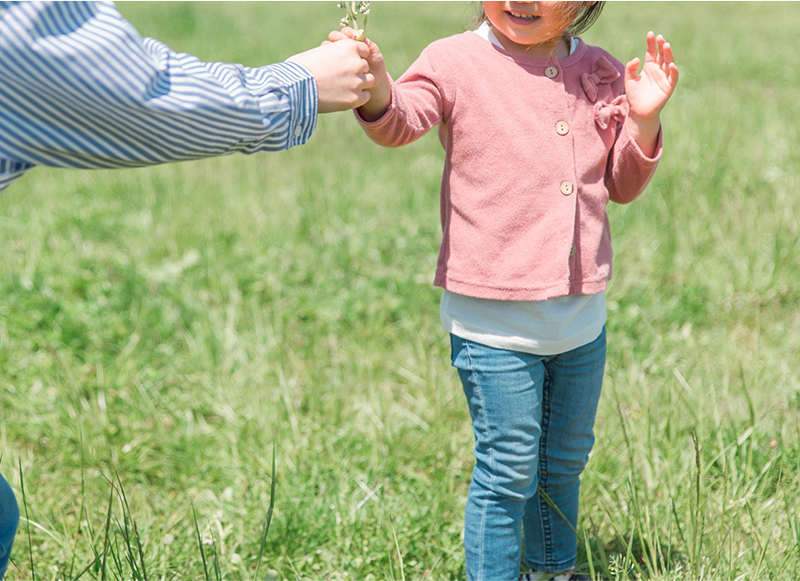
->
[0, 473, 19, 580]
[451, 328, 606, 581]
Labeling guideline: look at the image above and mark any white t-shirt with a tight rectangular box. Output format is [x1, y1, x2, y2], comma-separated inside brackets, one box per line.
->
[440, 23, 606, 356]
[441, 291, 606, 356]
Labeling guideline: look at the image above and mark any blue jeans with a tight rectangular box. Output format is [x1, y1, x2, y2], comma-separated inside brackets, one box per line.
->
[451, 328, 606, 581]
[0, 472, 18, 580]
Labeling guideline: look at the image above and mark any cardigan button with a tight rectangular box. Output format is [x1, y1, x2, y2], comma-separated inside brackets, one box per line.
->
[560, 181, 574, 196]
[570, 245, 577, 257]
[545, 65, 559, 78]
[555, 121, 569, 135]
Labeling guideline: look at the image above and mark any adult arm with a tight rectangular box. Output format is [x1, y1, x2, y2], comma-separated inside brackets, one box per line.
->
[0, 1, 369, 190]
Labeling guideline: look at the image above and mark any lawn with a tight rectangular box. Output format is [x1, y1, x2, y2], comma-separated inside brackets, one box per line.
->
[1, 2, 799, 579]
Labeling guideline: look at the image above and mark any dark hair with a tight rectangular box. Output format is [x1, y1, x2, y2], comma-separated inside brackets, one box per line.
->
[473, 2, 606, 38]
[568, 1, 605, 36]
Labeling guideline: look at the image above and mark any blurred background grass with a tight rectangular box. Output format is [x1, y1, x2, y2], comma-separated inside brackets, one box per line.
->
[1, 2, 799, 579]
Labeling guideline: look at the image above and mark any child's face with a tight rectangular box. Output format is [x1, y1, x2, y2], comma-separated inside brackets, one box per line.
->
[482, 1, 585, 57]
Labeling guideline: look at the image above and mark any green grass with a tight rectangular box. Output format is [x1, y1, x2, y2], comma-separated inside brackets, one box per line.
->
[1, 2, 799, 579]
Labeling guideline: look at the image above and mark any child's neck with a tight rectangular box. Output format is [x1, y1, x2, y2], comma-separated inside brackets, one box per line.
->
[490, 26, 571, 60]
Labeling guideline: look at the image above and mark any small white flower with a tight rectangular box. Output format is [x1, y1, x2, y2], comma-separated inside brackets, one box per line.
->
[337, 0, 370, 40]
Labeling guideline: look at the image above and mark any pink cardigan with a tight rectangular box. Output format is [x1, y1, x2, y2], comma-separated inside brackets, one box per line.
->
[358, 32, 662, 301]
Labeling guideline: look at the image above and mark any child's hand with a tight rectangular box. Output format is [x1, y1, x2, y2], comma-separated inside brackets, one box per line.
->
[328, 27, 391, 122]
[624, 31, 679, 157]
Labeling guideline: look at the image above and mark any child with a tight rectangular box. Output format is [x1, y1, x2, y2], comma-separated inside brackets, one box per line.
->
[332, 2, 678, 579]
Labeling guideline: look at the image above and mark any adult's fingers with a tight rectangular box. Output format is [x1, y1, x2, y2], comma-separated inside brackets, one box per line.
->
[363, 72, 376, 89]
[356, 89, 371, 108]
[354, 39, 370, 59]
[329, 30, 350, 42]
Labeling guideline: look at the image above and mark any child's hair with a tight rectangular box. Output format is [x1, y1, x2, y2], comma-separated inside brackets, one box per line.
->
[473, 2, 606, 38]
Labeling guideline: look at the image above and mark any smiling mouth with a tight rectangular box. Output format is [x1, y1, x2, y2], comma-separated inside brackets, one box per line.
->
[506, 10, 540, 23]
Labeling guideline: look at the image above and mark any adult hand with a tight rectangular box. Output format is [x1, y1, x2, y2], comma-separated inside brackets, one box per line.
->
[286, 40, 373, 114]
[328, 27, 392, 122]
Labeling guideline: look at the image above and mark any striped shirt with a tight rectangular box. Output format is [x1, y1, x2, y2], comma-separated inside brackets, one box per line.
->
[0, 1, 318, 193]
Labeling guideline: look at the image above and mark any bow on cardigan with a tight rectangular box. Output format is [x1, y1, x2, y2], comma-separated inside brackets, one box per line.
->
[580, 56, 619, 102]
[581, 56, 628, 130]
[594, 95, 629, 130]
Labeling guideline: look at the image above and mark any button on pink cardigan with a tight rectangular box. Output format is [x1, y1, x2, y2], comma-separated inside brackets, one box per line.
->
[358, 33, 662, 301]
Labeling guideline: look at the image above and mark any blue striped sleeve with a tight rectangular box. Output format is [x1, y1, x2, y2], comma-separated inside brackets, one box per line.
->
[0, 1, 319, 193]
[0, 159, 33, 193]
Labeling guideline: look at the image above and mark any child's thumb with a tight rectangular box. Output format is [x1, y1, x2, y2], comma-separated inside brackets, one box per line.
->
[624, 58, 640, 84]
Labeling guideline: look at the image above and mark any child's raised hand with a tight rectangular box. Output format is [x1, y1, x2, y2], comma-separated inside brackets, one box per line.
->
[624, 32, 679, 157]
[327, 27, 391, 122]
[625, 32, 679, 120]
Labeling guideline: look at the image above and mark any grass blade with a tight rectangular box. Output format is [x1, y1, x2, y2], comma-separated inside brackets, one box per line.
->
[583, 529, 596, 581]
[193, 501, 210, 581]
[390, 515, 406, 581]
[100, 483, 115, 581]
[254, 444, 277, 581]
[73, 550, 107, 581]
[18, 458, 35, 581]
[113, 471, 143, 580]
[537, 484, 577, 535]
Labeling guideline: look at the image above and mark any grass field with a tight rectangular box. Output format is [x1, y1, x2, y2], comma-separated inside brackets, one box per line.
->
[2, 2, 800, 579]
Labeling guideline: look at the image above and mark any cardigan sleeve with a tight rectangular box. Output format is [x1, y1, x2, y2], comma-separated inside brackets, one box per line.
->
[356, 47, 445, 147]
[604, 113, 663, 205]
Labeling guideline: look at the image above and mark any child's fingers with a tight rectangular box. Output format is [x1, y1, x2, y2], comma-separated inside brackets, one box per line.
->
[668, 62, 680, 88]
[658, 39, 679, 88]
[655, 34, 667, 66]
[624, 57, 641, 84]
[645, 31, 657, 62]
[661, 40, 675, 67]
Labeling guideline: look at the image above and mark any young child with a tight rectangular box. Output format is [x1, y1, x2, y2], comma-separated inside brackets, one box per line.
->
[332, 2, 678, 579]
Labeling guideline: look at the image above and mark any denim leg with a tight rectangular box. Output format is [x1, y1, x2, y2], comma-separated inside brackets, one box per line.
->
[0, 471, 19, 580]
[522, 328, 606, 572]
[451, 334, 548, 581]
